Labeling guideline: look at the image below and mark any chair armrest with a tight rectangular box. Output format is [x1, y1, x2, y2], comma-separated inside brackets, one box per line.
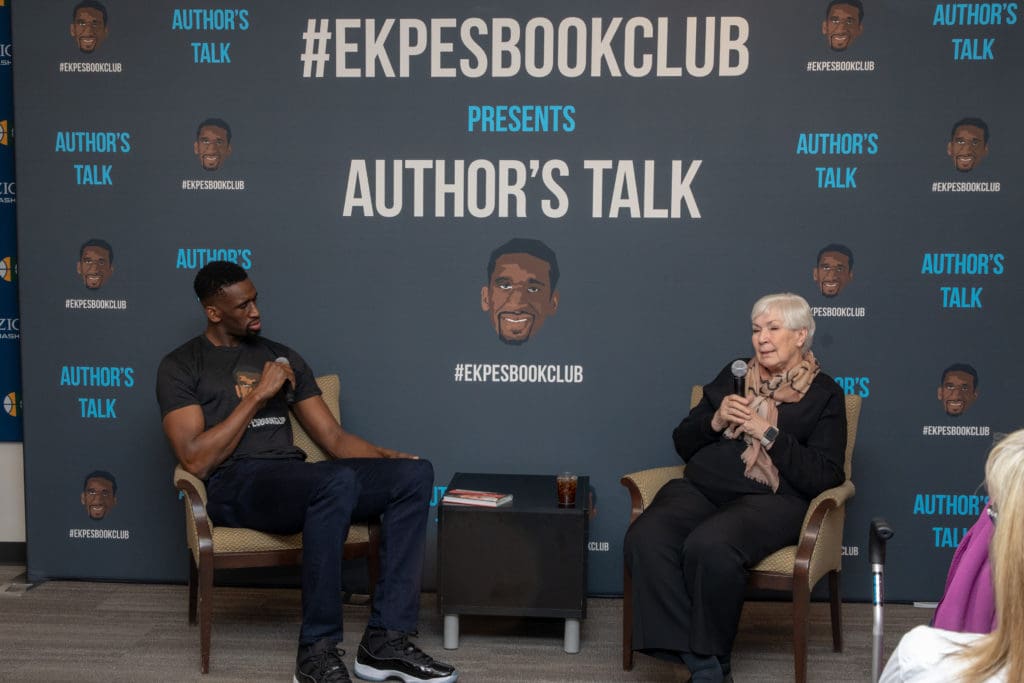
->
[174, 466, 208, 505]
[794, 479, 856, 583]
[174, 465, 214, 561]
[620, 465, 686, 523]
[798, 479, 855, 539]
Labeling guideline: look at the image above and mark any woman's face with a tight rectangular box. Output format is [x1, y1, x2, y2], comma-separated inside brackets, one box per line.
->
[752, 309, 808, 374]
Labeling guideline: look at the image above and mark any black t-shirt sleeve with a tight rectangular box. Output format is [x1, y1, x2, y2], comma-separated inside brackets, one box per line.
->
[286, 348, 321, 403]
[156, 348, 199, 417]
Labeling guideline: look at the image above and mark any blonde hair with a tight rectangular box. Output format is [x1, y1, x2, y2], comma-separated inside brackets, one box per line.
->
[959, 429, 1024, 682]
[750, 292, 815, 351]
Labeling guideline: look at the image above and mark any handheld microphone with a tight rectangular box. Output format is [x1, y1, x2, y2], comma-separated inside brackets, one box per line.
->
[731, 360, 748, 396]
[274, 357, 295, 404]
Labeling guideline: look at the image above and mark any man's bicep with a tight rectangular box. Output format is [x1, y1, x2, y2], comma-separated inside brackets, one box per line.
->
[162, 405, 206, 459]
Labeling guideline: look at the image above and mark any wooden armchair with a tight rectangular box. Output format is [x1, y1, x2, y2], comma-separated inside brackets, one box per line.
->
[173, 374, 381, 674]
[621, 386, 861, 683]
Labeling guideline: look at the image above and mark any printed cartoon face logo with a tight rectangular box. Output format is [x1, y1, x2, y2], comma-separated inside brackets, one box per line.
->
[234, 367, 260, 399]
[81, 471, 117, 520]
[69, 2, 109, 54]
[812, 244, 854, 298]
[821, 1, 864, 52]
[481, 239, 560, 346]
[937, 364, 979, 417]
[947, 119, 989, 173]
[194, 118, 232, 172]
[76, 239, 114, 290]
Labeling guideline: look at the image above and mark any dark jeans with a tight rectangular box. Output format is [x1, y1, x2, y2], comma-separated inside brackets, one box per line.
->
[206, 456, 434, 646]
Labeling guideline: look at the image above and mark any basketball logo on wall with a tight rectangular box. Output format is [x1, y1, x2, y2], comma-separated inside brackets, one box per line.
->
[0, 256, 16, 282]
[0, 119, 9, 146]
[3, 391, 20, 417]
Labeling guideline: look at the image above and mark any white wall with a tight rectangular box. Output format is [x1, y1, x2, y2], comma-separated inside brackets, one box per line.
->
[0, 442, 25, 542]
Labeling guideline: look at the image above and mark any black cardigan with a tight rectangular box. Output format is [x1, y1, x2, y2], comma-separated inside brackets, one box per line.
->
[672, 360, 847, 500]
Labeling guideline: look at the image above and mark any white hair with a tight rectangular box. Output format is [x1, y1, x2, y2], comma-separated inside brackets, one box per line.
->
[751, 292, 815, 351]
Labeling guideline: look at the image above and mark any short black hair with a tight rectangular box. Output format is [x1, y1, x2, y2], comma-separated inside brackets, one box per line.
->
[194, 260, 248, 303]
[80, 238, 114, 264]
[486, 238, 560, 292]
[816, 243, 854, 270]
[72, 0, 108, 24]
[825, 0, 863, 21]
[950, 117, 990, 144]
[941, 363, 979, 389]
[83, 470, 117, 494]
[196, 118, 232, 144]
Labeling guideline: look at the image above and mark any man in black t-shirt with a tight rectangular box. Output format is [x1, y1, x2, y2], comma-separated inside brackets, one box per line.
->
[156, 261, 457, 683]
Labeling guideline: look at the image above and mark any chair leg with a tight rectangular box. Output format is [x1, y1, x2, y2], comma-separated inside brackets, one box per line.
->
[199, 556, 214, 674]
[792, 580, 810, 683]
[622, 561, 634, 671]
[829, 570, 843, 652]
[188, 552, 199, 626]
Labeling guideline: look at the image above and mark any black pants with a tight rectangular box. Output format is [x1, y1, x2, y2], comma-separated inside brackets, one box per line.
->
[206, 456, 434, 646]
[623, 477, 807, 656]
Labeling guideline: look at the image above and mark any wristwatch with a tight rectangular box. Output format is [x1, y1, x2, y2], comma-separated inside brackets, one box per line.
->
[760, 426, 779, 448]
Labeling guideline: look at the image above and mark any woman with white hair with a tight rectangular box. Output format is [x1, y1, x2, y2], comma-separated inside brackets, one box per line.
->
[882, 429, 1024, 682]
[624, 293, 847, 682]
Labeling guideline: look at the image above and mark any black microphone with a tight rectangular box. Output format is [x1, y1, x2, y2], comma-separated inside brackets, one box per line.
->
[274, 357, 295, 404]
[731, 359, 748, 396]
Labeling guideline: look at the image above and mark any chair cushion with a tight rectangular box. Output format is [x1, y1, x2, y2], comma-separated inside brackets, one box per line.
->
[212, 527, 303, 554]
[210, 523, 372, 554]
[751, 546, 796, 574]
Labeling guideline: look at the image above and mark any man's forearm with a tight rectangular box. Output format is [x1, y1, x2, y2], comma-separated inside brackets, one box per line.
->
[328, 431, 383, 459]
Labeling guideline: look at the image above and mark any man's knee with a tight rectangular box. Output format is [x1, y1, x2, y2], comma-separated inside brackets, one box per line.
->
[320, 461, 360, 498]
[398, 458, 434, 500]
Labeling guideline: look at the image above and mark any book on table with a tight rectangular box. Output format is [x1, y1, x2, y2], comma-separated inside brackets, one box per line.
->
[442, 488, 513, 507]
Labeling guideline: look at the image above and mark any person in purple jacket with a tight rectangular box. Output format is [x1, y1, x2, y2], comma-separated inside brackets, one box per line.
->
[882, 429, 1024, 682]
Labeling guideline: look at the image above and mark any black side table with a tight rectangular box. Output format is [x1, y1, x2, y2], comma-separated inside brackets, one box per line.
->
[437, 472, 590, 653]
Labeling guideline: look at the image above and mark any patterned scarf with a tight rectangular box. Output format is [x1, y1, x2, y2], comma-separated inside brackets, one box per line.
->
[724, 351, 820, 492]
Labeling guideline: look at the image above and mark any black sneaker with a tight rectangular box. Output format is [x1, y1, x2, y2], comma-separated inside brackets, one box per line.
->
[295, 639, 352, 683]
[354, 628, 457, 682]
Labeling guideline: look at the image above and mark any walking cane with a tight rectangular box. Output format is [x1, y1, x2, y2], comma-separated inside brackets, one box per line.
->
[870, 517, 895, 682]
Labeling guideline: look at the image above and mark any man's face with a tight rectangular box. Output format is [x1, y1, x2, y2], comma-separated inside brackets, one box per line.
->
[480, 253, 558, 345]
[234, 371, 259, 399]
[77, 245, 113, 290]
[947, 125, 989, 173]
[70, 7, 108, 54]
[194, 125, 232, 172]
[207, 279, 261, 339]
[812, 251, 853, 298]
[822, 4, 863, 51]
[937, 371, 979, 416]
[81, 477, 116, 520]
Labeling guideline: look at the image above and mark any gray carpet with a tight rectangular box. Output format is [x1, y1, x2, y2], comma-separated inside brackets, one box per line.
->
[0, 563, 932, 682]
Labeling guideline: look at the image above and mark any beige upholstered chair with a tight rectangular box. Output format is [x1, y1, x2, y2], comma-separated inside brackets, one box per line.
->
[173, 374, 381, 674]
[621, 385, 861, 683]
